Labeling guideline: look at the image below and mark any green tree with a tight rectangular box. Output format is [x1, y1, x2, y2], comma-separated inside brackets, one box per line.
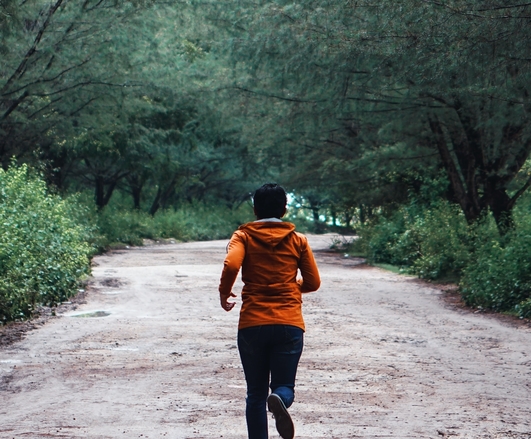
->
[0, 0, 192, 167]
[204, 0, 531, 232]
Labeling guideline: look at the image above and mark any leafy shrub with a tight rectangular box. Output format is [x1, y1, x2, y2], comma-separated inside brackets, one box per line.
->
[0, 165, 93, 323]
[408, 203, 471, 279]
[152, 203, 254, 241]
[358, 208, 409, 264]
[358, 201, 471, 279]
[515, 298, 531, 319]
[460, 212, 531, 316]
[93, 200, 254, 247]
[359, 197, 531, 317]
[96, 207, 153, 246]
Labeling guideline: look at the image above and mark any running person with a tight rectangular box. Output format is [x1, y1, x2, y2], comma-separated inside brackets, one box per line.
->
[219, 183, 321, 439]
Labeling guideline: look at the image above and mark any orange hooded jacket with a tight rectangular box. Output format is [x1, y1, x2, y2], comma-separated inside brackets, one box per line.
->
[219, 221, 320, 331]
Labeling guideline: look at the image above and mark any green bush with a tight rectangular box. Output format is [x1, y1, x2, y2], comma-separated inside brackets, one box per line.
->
[92, 200, 254, 247]
[515, 298, 531, 319]
[0, 169, 253, 324]
[96, 207, 153, 246]
[153, 203, 254, 241]
[460, 212, 531, 316]
[408, 203, 471, 280]
[358, 197, 531, 318]
[358, 201, 471, 279]
[0, 165, 93, 323]
[358, 208, 409, 264]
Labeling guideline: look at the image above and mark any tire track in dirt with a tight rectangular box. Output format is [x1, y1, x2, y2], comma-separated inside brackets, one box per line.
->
[1, 236, 530, 439]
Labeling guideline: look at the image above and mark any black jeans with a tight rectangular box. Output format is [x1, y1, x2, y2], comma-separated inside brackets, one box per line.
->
[237, 325, 304, 439]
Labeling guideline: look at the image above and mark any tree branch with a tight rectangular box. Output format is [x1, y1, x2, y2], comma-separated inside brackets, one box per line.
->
[477, 3, 531, 11]
[232, 86, 325, 103]
[1, 0, 65, 93]
[509, 174, 531, 209]
[1, 59, 92, 97]
[32, 80, 141, 97]
[1, 91, 29, 121]
[27, 96, 63, 120]
[428, 115, 477, 220]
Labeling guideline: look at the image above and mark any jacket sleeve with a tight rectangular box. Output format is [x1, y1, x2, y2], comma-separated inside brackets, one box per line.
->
[298, 237, 321, 293]
[219, 231, 246, 297]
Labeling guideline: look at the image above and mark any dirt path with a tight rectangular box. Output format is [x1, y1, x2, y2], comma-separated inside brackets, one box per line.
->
[1, 235, 531, 439]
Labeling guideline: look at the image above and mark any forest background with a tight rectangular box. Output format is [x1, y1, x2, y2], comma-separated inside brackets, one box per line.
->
[2, 0, 531, 324]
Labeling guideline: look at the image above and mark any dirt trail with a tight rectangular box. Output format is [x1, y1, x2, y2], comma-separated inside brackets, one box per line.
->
[1, 235, 531, 439]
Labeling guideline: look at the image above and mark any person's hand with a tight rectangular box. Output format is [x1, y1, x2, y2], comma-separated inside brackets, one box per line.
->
[220, 292, 237, 312]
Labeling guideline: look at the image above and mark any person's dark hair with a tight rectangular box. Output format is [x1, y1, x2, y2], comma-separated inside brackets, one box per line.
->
[253, 183, 287, 219]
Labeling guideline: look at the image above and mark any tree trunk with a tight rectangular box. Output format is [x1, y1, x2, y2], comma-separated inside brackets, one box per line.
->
[429, 113, 531, 235]
[95, 176, 105, 209]
[149, 176, 178, 216]
[126, 174, 147, 210]
[149, 187, 162, 216]
[311, 207, 319, 223]
[485, 185, 515, 235]
[428, 117, 482, 224]
[95, 176, 118, 210]
[344, 211, 352, 228]
[103, 180, 117, 207]
[359, 204, 365, 224]
[131, 185, 142, 210]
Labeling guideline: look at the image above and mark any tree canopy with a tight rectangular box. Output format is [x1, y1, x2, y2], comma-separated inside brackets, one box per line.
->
[0, 0, 265, 210]
[195, 0, 531, 232]
[2, 0, 531, 232]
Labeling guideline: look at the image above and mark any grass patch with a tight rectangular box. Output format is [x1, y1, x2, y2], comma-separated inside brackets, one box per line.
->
[373, 263, 403, 274]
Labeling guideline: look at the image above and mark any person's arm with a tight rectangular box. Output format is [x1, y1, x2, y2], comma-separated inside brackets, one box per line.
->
[218, 231, 246, 311]
[298, 238, 321, 293]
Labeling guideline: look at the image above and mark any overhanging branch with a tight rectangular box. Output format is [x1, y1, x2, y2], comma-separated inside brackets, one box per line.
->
[509, 174, 531, 209]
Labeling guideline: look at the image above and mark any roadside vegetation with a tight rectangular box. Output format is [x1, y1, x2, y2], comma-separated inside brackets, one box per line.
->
[88, 195, 254, 247]
[2, 0, 531, 323]
[0, 163, 254, 324]
[0, 165, 92, 323]
[350, 193, 531, 319]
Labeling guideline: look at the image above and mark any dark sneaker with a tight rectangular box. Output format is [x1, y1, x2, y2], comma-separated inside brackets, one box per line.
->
[267, 393, 295, 439]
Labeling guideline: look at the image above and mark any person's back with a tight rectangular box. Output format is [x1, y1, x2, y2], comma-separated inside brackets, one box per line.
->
[221, 221, 320, 330]
[219, 183, 320, 439]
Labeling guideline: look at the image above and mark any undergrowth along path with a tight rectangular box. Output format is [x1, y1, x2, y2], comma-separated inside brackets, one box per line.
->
[1, 235, 530, 438]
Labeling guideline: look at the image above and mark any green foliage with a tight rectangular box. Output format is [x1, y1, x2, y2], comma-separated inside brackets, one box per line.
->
[283, 206, 314, 234]
[358, 196, 531, 317]
[361, 209, 409, 265]
[0, 165, 254, 324]
[208, 0, 531, 232]
[515, 299, 531, 319]
[94, 200, 254, 246]
[408, 204, 471, 280]
[359, 201, 471, 280]
[95, 207, 153, 247]
[460, 211, 531, 317]
[0, 164, 93, 323]
[153, 203, 254, 241]
[3, 0, 531, 323]
[0, 0, 192, 164]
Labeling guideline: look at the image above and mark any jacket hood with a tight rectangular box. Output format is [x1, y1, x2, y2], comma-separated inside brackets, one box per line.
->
[239, 221, 296, 247]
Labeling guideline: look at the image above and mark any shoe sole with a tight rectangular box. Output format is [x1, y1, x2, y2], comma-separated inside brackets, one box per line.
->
[267, 393, 295, 439]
